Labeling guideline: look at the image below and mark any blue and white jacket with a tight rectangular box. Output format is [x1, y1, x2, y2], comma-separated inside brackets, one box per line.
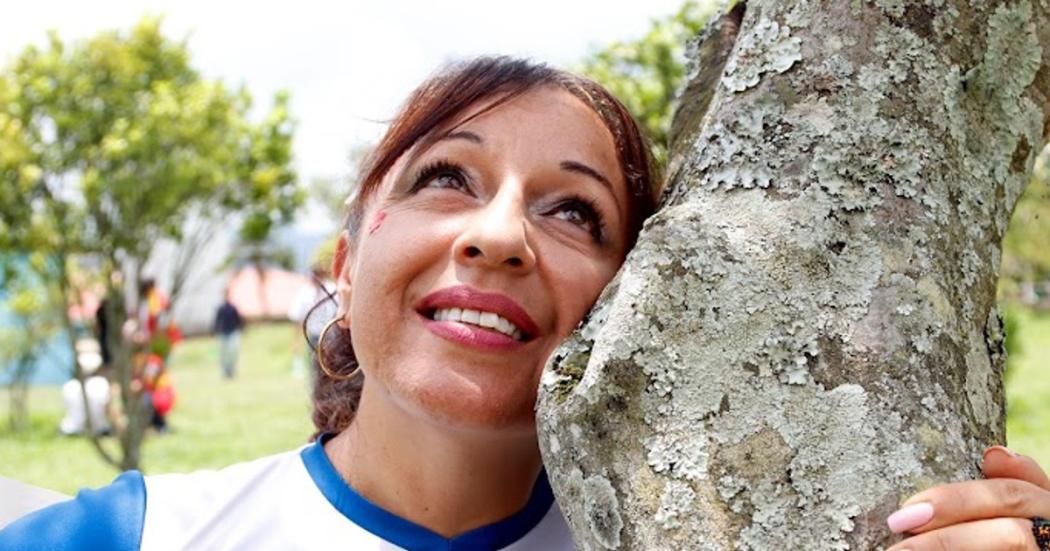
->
[0, 436, 573, 550]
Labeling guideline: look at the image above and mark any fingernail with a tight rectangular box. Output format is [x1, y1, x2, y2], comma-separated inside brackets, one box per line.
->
[985, 445, 1020, 458]
[887, 502, 934, 533]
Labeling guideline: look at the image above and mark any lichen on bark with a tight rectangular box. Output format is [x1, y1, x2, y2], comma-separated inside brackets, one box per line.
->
[538, 0, 1050, 549]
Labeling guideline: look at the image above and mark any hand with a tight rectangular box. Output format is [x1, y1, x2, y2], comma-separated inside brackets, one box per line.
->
[887, 446, 1050, 550]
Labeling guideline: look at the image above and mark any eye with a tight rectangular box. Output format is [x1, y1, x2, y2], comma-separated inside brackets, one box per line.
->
[548, 197, 605, 243]
[411, 159, 470, 194]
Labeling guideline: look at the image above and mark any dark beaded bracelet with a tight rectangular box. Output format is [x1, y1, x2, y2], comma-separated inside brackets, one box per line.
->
[1034, 517, 1050, 551]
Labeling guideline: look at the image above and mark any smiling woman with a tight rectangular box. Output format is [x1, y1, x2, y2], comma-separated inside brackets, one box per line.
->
[309, 58, 658, 445]
[0, 56, 658, 551]
[2, 55, 1050, 551]
[305, 58, 660, 547]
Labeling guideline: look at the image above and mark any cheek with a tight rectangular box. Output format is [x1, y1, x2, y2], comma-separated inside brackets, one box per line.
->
[366, 211, 387, 235]
[551, 259, 618, 332]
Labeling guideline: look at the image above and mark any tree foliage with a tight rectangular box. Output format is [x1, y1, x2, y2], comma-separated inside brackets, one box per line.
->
[0, 254, 64, 431]
[0, 17, 301, 470]
[1001, 150, 1050, 304]
[0, 18, 300, 261]
[578, 1, 717, 164]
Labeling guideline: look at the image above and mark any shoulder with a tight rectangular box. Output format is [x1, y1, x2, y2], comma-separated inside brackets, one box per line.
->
[0, 471, 146, 551]
[140, 447, 329, 549]
[144, 446, 302, 506]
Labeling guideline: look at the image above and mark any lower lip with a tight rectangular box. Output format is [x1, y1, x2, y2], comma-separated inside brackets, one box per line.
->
[421, 316, 525, 351]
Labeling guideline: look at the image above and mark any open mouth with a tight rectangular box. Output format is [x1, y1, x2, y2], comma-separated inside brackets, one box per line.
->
[425, 307, 525, 341]
[416, 285, 540, 347]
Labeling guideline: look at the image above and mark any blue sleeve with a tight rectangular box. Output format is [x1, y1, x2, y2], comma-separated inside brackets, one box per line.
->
[0, 471, 146, 551]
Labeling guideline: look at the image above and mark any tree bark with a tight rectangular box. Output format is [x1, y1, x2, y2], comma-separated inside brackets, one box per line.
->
[57, 254, 121, 469]
[537, 1, 1050, 549]
[8, 353, 33, 432]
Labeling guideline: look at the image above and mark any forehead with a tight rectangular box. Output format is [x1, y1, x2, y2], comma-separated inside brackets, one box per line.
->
[435, 87, 623, 179]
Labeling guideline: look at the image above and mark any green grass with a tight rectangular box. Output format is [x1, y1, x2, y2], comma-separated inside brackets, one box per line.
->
[1, 313, 1048, 496]
[1004, 307, 1050, 468]
[0, 322, 314, 494]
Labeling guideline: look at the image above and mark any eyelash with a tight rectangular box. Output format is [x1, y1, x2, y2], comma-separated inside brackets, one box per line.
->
[547, 196, 607, 244]
[410, 159, 470, 194]
[409, 158, 607, 244]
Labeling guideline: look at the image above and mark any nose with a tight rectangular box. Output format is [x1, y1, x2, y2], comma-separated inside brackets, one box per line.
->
[453, 188, 536, 273]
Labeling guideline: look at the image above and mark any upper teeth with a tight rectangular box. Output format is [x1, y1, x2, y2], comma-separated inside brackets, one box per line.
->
[433, 308, 524, 340]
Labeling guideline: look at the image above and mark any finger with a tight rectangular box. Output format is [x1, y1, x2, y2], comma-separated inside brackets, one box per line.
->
[890, 478, 1049, 534]
[984, 446, 1050, 492]
[887, 517, 1037, 551]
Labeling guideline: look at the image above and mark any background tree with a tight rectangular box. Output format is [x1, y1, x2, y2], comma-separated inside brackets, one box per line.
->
[0, 254, 63, 432]
[579, 0, 716, 165]
[1000, 152, 1050, 306]
[306, 142, 373, 278]
[310, 142, 373, 227]
[0, 17, 301, 471]
[539, 1, 1050, 549]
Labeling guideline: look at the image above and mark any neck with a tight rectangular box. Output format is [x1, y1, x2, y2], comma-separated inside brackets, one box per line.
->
[324, 382, 544, 538]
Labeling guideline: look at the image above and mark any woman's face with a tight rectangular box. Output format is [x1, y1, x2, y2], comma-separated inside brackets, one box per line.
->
[335, 86, 632, 435]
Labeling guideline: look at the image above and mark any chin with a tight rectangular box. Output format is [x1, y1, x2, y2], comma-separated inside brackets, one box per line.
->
[398, 374, 540, 435]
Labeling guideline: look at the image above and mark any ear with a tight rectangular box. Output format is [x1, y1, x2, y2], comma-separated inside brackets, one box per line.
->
[332, 230, 353, 329]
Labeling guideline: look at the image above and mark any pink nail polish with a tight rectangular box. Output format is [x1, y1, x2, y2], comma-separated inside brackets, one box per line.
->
[985, 445, 1020, 459]
[887, 502, 934, 533]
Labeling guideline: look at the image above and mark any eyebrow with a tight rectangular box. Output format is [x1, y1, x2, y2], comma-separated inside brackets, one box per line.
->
[439, 130, 483, 144]
[435, 130, 614, 193]
[560, 160, 613, 193]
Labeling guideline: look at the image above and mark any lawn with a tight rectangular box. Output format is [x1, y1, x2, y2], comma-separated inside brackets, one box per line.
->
[0, 322, 314, 494]
[0, 313, 1047, 496]
[1004, 307, 1050, 466]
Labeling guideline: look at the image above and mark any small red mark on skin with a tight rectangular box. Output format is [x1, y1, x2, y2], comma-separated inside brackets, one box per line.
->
[367, 211, 386, 235]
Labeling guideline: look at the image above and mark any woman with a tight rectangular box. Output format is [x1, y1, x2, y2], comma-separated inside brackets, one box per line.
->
[2, 57, 1047, 551]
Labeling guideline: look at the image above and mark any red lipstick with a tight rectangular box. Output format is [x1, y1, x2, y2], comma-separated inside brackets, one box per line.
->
[417, 285, 540, 351]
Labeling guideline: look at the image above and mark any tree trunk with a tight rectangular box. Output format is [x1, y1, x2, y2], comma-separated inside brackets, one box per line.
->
[537, 1, 1050, 549]
[110, 268, 146, 472]
[8, 353, 33, 432]
[57, 255, 120, 469]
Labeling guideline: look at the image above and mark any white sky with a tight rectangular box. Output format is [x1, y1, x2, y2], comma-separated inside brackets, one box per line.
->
[1, 1, 687, 231]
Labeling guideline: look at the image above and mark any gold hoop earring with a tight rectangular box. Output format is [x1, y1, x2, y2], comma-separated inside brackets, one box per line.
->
[316, 317, 362, 381]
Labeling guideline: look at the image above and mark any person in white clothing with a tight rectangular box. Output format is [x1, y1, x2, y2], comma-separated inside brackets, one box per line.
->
[59, 376, 110, 436]
[59, 340, 111, 436]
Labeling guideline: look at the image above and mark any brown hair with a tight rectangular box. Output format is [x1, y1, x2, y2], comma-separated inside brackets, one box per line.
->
[308, 56, 660, 439]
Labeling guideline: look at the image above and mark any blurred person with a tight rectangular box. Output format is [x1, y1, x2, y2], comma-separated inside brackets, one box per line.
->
[137, 278, 182, 353]
[94, 295, 112, 369]
[59, 341, 111, 436]
[214, 288, 244, 379]
[137, 279, 166, 337]
[138, 352, 175, 434]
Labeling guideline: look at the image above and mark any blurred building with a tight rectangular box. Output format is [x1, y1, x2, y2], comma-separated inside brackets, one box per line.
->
[0, 217, 332, 387]
[143, 220, 331, 336]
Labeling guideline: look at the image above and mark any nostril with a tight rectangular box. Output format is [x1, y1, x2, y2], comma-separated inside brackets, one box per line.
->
[464, 246, 482, 258]
[507, 257, 523, 268]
